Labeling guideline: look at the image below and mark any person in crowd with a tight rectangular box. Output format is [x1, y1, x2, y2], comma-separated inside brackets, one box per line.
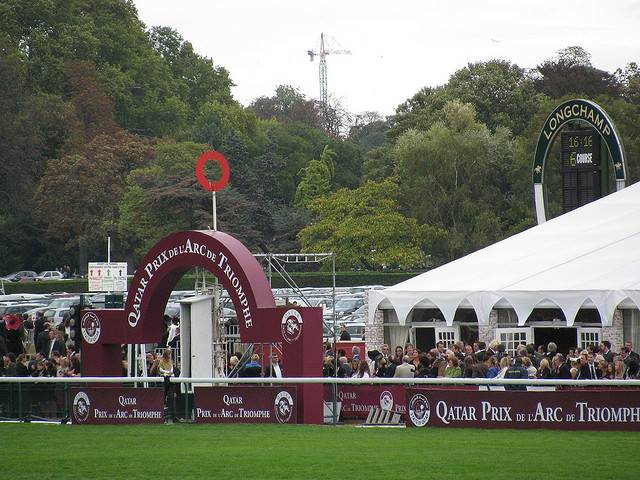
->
[546, 342, 558, 360]
[5, 315, 25, 356]
[521, 356, 537, 378]
[394, 346, 404, 359]
[578, 353, 600, 380]
[600, 340, 614, 363]
[405, 342, 414, 357]
[45, 329, 65, 360]
[15, 354, 29, 377]
[503, 357, 528, 390]
[349, 358, 361, 377]
[68, 354, 82, 377]
[614, 360, 626, 379]
[569, 358, 580, 379]
[339, 356, 352, 377]
[625, 342, 640, 361]
[354, 359, 370, 379]
[339, 324, 351, 341]
[243, 353, 263, 377]
[0, 333, 7, 359]
[226, 356, 239, 376]
[619, 346, 632, 368]
[486, 340, 499, 359]
[486, 356, 501, 378]
[493, 356, 510, 379]
[537, 357, 552, 379]
[626, 358, 639, 379]
[443, 356, 462, 378]
[158, 348, 179, 422]
[322, 356, 335, 377]
[384, 355, 399, 377]
[373, 355, 387, 377]
[409, 348, 421, 371]
[394, 355, 416, 378]
[338, 355, 353, 378]
[264, 354, 283, 378]
[552, 354, 572, 379]
[57, 357, 71, 377]
[472, 352, 489, 378]
[351, 345, 362, 361]
[3, 352, 18, 376]
[602, 361, 615, 379]
[462, 355, 475, 378]
[596, 359, 608, 378]
[415, 355, 431, 378]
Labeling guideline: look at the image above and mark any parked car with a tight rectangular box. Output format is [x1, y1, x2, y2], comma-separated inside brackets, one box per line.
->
[0, 302, 48, 321]
[1, 270, 38, 282]
[47, 296, 80, 309]
[334, 297, 365, 317]
[43, 307, 70, 328]
[36, 270, 65, 281]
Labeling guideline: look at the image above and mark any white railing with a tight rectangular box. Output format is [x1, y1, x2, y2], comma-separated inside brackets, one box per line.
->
[1, 376, 638, 387]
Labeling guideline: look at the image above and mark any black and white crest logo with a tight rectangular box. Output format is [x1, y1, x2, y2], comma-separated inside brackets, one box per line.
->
[274, 390, 294, 423]
[281, 309, 303, 344]
[81, 312, 101, 344]
[380, 390, 394, 411]
[408, 393, 431, 427]
[73, 391, 91, 423]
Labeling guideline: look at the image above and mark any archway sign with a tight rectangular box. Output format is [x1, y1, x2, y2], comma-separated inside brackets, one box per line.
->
[532, 99, 627, 224]
[80, 230, 323, 424]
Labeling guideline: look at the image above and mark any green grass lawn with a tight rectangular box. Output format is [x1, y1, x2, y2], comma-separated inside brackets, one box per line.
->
[2, 423, 638, 479]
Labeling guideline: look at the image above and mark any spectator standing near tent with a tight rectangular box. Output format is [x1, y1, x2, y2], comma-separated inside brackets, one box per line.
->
[158, 348, 179, 422]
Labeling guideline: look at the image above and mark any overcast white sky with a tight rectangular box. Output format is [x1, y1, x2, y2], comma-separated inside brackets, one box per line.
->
[133, 0, 640, 117]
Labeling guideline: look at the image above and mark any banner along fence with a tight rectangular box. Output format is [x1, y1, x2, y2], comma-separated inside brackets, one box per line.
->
[0, 376, 638, 430]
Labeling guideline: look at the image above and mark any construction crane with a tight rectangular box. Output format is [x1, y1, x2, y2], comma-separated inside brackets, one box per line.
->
[307, 33, 351, 129]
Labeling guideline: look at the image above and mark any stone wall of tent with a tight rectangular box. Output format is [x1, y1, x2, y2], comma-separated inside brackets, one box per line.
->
[365, 182, 640, 356]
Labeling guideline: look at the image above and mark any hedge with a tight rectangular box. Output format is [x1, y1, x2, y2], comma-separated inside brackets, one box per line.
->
[2, 270, 425, 295]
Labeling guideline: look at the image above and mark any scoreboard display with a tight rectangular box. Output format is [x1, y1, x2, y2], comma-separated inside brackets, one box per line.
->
[561, 129, 601, 213]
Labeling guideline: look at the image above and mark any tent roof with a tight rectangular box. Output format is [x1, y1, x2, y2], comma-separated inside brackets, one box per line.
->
[370, 181, 640, 327]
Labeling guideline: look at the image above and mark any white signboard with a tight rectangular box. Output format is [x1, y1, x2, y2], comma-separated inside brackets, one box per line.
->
[88, 262, 128, 292]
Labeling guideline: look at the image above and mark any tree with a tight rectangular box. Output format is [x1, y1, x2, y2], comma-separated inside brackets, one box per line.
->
[34, 131, 155, 271]
[249, 85, 323, 128]
[294, 146, 335, 207]
[534, 46, 622, 99]
[444, 59, 540, 136]
[298, 177, 445, 270]
[394, 100, 513, 260]
[348, 112, 392, 154]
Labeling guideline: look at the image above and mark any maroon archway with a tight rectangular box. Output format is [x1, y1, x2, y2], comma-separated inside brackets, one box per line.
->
[81, 230, 323, 424]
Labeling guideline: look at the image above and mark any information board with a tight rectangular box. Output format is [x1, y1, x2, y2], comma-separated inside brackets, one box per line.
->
[88, 262, 128, 292]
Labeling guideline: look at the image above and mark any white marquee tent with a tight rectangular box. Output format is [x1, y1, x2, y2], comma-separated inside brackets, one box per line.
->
[369, 181, 640, 328]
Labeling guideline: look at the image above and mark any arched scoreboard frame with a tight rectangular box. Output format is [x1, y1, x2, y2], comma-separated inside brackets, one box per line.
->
[533, 99, 627, 224]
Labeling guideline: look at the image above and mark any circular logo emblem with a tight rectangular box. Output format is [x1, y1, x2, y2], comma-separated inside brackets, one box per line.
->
[380, 390, 394, 411]
[281, 309, 303, 344]
[408, 393, 431, 427]
[274, 390, 294, 423]
[73, 391, 91, 423]
[81, 312, 101, 344]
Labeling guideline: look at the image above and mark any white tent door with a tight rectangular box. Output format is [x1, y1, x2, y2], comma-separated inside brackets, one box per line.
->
[496, 327, 532, 357]
[412, 326, 459, 351]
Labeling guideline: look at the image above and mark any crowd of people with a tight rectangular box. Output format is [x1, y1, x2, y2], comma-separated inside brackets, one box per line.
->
[0, 311, 82, 418]
[0, 312, 81, 379]
[323, 339, 640, 382]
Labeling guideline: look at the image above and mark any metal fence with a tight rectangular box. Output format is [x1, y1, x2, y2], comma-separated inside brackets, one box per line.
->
[0, 376, 638, 423]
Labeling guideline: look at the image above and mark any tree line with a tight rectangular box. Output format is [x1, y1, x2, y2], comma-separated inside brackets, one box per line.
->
[1, 1, 639, 275]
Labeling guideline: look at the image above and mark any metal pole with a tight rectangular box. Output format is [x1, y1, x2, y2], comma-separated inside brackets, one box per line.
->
[212, 190, 217, 231]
